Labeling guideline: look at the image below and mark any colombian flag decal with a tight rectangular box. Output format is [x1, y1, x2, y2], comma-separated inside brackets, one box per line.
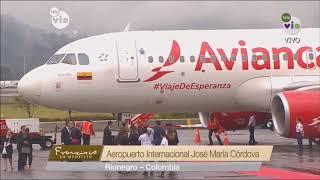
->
[77, 72, 92, 80]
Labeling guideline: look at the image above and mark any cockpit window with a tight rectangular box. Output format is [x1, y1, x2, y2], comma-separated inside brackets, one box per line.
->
[61, 54, 77, 65]
[46, 54, 65, 64]
[78, 53, 90, 65]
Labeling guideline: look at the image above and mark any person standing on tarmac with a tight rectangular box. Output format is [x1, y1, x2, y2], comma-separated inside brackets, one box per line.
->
[70, 121, 82, 145]
[2, 129, 13, 171]
[118, 123, 130, 145]
[308, 117, 320, 147]
[158, 130, 168, 178]
[208, 115, 224, 145]
[124, 119, 131, 132]
[24, 128, 33, 169]
[167, 125, 179, 146]
[138, 127, 154, 146]
[296, 118, 304, 151]
[61, 121, 72, 145]
[166, 125, 179, 177]
[248, 114, 258, 145]
[116, 123, 130, 175]
[129, 125, 141, 145]
[103, 121, 113, 145]
[17, 125, 26, 171]
[153, 120, 165, 146]
[139, 127, 154, 176]
[82, 120, 96, 145]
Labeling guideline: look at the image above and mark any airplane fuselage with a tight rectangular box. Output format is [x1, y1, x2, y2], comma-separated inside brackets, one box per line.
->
[18, 29, 320, 113]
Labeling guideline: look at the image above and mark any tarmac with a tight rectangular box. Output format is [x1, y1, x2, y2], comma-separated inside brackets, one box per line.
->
[1, 128, 320, 179]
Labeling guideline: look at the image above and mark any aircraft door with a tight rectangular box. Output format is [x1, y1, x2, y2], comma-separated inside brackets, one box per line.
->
[116, 38, 139, 82]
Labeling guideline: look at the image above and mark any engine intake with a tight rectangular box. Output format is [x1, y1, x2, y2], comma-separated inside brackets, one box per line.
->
[271, 91, 320, 138]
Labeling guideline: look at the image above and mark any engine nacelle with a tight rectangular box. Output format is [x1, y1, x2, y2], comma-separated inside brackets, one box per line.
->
[271, 91, 320, 138]
[199, 112, 270, 130]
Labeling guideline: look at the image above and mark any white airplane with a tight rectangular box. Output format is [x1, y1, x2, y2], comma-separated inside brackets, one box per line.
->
[18, 28, 320, 139]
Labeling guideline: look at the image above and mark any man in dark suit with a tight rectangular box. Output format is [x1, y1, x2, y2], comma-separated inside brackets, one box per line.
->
[17, 125, 26, 171]
[61, 121, 72, 145]
[103, 121, 113, 145]
[153, 120, 165, 146]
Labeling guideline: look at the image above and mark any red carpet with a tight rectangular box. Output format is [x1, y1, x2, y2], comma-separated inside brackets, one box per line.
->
[240, 166, 320, 179]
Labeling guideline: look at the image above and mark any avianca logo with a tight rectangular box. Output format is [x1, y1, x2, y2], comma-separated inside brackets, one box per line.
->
[144, 40, 181, 82]
[144, 40, 320, 82]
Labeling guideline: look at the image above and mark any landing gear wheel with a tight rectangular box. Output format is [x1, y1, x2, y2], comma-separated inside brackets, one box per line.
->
[266, 121, 274, 130]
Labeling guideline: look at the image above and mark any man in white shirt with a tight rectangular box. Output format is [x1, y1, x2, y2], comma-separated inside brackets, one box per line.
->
[138, 128, 153, 146]
[296, 118, 304, 149]
[139, 128, 154, 176]
[160, 131, 168, 146]
[158, 131, 168, 178]
[248, 115, 257, 145]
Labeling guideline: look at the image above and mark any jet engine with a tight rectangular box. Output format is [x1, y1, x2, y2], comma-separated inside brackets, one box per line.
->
[271, 91, 320, 138]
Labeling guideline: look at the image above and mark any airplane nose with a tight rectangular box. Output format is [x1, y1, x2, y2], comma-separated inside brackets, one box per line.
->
[18, 71, 42, 104]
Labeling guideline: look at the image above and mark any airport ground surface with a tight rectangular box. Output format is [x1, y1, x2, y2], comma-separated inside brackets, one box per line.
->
[1, 128, 319, 179]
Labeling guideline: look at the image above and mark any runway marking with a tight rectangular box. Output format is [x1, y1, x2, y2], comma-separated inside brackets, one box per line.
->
[239, 166, 320, 179]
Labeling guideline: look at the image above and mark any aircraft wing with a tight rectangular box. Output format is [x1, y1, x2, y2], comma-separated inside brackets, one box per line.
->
[283, 82, 320, 91]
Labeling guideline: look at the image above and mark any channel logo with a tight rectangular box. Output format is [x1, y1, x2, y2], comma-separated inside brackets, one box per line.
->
[281, 13, 301, 35]
[50, 7, 70, 30]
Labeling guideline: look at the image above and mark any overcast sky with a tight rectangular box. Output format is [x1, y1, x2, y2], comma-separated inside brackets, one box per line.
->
[1, 1, 319, 36]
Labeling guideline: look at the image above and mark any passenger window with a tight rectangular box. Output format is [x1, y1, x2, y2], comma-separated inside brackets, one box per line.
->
[159, 56, 164, 63]
[180, 56, 185, 63]
[190, 56, 195, 62]
[242, 55, 248, 61]
[231, 55, 237, 61]
[273, 54, 279, 61]
[221, 55, 226, 62]
[148, 56, 153, 63]
[200, 55, 205, 62]
[252, 54, 257, 61]
[61, 54, 77, 65]
[210, 56, 216, 62]
[46, 54, 65, 64]
[169, 55, 174, 63]
[262, 55, 266, 61]
[309, 53, 314, 60]
[78, 53, 90, 65]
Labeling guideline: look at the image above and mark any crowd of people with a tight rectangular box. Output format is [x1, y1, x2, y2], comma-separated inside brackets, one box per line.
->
[102, 120, 179, 177]
[207, 114, 257, 146]
[61, 120, 95, 145]
[59, 118, 180, 177]
[2, 115, 315, 174]
[1, 125, 34, 171]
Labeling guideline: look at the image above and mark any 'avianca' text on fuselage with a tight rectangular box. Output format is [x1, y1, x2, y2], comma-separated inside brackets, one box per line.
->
[144, 40, 320, 82]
